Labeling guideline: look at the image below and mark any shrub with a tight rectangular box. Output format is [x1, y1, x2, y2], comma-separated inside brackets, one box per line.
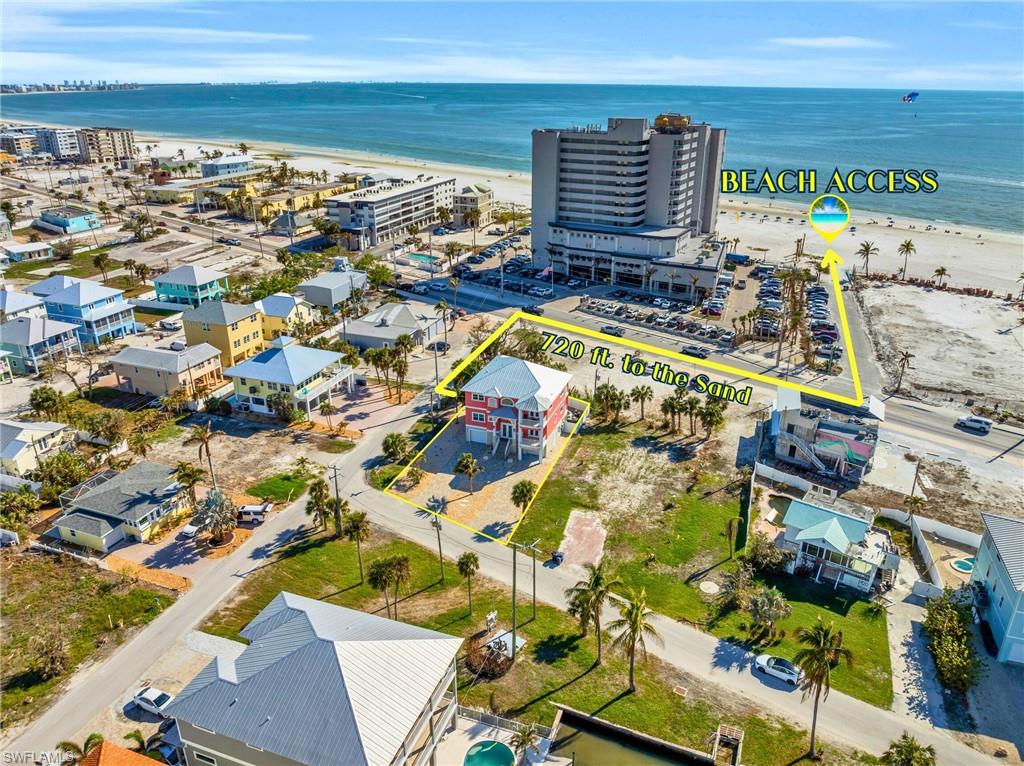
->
[922, 587, 982, 693]
[744, 531, 791, 574]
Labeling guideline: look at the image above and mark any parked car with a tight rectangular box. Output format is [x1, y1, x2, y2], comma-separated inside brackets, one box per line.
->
[429, 281, 447, 291]
[682, 345, 709, 359]
[133, 687, 175, 718]
[956, 415, 993, 434]
[600, 325, 624, 337]
[158, 319, 182, 331]
[179, 225, 191, 232]
[237, 502, 272, 524]
[754, 654, 804, 686]
[432, 228, 447, 236]
[180, 523, 199, 539]
[521, 305, 544, 316]
[411, 284, 429, 295]
[426, 341, 451, 352]
[736, 279, 747, 290]
[169, 340, 187, 352]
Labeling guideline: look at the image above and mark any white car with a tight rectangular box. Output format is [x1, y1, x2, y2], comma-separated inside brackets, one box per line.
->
[180, 523, 200, 539]
[956, 415, 993, 434]
[754, 654, 803, 686]
[133, 686, 175, 717]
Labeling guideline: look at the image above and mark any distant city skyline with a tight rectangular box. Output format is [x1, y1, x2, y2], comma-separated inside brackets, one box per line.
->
[2, 0, 1022, 91]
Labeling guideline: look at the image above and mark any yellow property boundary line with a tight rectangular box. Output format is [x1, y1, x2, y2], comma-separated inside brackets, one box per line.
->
[382, 399, 591, 545]
[436, 264, 863, 407]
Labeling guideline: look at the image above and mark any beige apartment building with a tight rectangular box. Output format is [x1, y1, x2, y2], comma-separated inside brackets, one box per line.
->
[77, 127, 136, 163]
[453, 183, 494, 228]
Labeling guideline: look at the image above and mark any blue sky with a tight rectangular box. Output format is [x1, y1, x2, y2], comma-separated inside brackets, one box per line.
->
[3, 1, 1022, 89]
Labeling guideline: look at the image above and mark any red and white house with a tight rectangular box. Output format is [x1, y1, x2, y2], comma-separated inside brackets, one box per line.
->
[462, 354, 572, 460]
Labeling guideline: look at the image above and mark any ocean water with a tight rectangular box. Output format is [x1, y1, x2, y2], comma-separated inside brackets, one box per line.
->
[2, 83, 1021, 231]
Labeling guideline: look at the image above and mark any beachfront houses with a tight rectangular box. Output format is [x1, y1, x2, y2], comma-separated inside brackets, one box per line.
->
[17, 126, 81, 160]
[296, 266, 368, 313]
[325, 174, 456, 249]
[0, 316, 83, 374]
[223, 336, 353, 416]
[111, 343, 223, 399]
[41, 280, 137, 345]
[462, 354, 572, 460]
[253, 292, 316, 340]
[0, 289, 45, 322]
[166, 592, 464, 766]
[972, 513, 1024, 666]
[343, 302, 444, 350]
[453, 183, 494, 228]
[50, 461, 191, 552]
[183, 301, 264, 367]
[76, 127, 136, 164]
[773, 498, 900, 593]
[532, 114, 727, 301]
[153, 264, 229, 308]
[1, 241, 54, 262]
[769, 389, 883, 485]
[33, 205, 102, 235]
[200, 154, 255, 177]
[0, 419, 75, 477]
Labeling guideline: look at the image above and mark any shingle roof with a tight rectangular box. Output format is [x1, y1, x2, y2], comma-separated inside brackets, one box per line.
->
[0, 316, 78, 346]
[155, 264, 228, 287]
[45, 280, 122, 307]
[0, 290, 44, 315]
[182, 300, 258, 325]
[27, 274, 82, 298]
[166, 592, 463, 766]
[54, 510, 115, 537]
[224, 343, 343, 387]
[981, 513, 1024, 592]
[69, 461, 180, 524]
[111, 343, 220, 374]
[783, 499, 870, 554]
[461, 354, 572, 411]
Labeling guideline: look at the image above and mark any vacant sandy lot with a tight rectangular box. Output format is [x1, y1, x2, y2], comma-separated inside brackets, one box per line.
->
[859, 284, 1024, 409]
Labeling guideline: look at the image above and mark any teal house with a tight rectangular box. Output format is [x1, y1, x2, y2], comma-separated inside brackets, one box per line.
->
[154, 265, 229, 308]
[972, 513, 1024, 666]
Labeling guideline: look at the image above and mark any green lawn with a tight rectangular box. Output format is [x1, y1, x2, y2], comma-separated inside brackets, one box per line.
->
[201, 531, 873, 766]
[133, 307, 181, 326]
[246, 472, 309, 502]
[3, 246, 125, 281]
[1, 554, 173, 728]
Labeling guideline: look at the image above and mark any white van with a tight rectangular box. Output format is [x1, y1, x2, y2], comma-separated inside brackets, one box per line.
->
[956, 415, 993, 435]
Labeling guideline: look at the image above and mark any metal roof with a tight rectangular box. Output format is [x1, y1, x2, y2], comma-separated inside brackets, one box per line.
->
[783, 499, 870, 553]
[346, 303, 439, 340]
[167, 592, 463, 766]
[253, 292, 308, 319]
[224, 343, 343, 387]
[44, 280, 123, 307]
[111, 343, 220, 374]
[0, 419, 68, 461]
[27, 274, 82, 298]
[461, 354, 572, 411]
[182, 300, 258, 326]
[0, 315, 78, 346]
[981, 513, 1024, 592]
[0, 241, 52, 254]
[0, 289, 44, 314]
[155, 264, 228, 287]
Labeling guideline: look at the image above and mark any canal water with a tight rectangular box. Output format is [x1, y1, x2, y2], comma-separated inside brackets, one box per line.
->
[550, 720, 706, 765]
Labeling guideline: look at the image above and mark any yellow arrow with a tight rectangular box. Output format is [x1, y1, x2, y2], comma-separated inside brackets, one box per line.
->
[820, 247, 844, 271]
[819, 247, 864, 406]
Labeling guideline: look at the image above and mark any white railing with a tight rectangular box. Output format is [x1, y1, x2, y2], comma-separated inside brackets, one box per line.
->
[456, 706, 553, 739]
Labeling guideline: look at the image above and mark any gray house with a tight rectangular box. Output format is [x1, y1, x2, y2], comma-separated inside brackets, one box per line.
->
[296, 268, 368, 312]
[344, 302, 444, 350]
[166, 592, 464, 766]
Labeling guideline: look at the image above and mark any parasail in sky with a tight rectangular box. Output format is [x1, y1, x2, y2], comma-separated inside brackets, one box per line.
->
[902, 91, 920, 103]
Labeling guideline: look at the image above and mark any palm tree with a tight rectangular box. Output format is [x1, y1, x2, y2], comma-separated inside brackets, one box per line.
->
[629, 385, 653, 420]
[392, 356, 409, 405]
[329, 495, 349, 538]
[55, 733, 104, 764]
[724, 515, 743, 557]
[93, 252, 111, 281]
[185, 421, 219, 489]
[932, 266, 949, 287]
[457, 551, 480, 613]
[305, 477, 331, 530]
[747, 586, 791, 644]
[660, 397, 678, 432]
[395, 332, 415, 363]
[319, 401, 338, 431]
[699, 400, 725, 438]
[368, 558, 395, 618]
[894, 350, 915, 393]
[509, 724, 540, 761]
[715, 563, 753, 612]
[454, 452, 482, 493]
[897, 239, 916, 280]
[127, 430, 154, 459]
[565, 559, 622, 665]
[390, 554, 411, 620]
[174, 461, 206, 507]
[904, 494, 925, 524]
[856, 240, 879, 277]
[194, 488, 237, 544]
[342, 510, 371, 581]
[682, 395, 702, 436]
[434, 299, 450, 348]
[237, 142, 250, 155]
[793, 618, 854, 759]
[510, 480, 537, 519]
[122, 729, 146, 752]
[608, 587, 663, 692]
[882, 732, 937, 766]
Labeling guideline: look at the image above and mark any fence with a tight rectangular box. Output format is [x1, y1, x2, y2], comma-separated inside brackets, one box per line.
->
[29, 540, 107, 568]
[876, 509, 981, 588]
[456, 705, 553, 739]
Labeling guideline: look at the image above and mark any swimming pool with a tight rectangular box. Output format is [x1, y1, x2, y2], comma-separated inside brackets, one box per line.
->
[406, 252, 440, 264]
[950, 557, 976, 574]
[463, 740, 514, 766]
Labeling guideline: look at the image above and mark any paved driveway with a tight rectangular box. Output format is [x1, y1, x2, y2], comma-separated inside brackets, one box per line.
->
[110, 520, 219, 582]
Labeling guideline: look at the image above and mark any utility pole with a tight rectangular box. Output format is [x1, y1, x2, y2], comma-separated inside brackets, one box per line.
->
[430, 516, 445, 583]
[329, 464, 341, 502]
[527, 539, 540, 620]
[431, 341, 440, 423]
[250, 198, 266, 260]
[511, 543, 518, 661]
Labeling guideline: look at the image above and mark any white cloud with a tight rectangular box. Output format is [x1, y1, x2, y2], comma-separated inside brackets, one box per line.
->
[769, 36, 893, 49]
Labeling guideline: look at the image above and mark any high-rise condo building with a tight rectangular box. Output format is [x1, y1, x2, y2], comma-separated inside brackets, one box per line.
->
[77, 127, 136, 163]
[18, 126, 81, 159]
[532, 114, 727, 300]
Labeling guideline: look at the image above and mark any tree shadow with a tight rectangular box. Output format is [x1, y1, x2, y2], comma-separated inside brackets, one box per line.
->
[684, 556, 731, 584]
[531, 632, 581, 665]
[506, 664, 596, 716]
[590, 688, 633, 716]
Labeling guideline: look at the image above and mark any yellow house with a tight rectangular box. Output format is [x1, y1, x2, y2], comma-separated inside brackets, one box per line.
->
[183, 301, 264, 367]
[51, 461, 192, 552]
[246, 181, 356, 221]
[224, 336, 354, 416]
[253, 293, 317, 340]
[0, 419, 75, 477]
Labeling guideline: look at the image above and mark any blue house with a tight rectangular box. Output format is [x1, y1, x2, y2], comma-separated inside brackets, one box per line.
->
[972, 513, 1024, 666]
[42, 279, 137, 346]
[33, 206, 101, 235]
[0, 316, 82, 374]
